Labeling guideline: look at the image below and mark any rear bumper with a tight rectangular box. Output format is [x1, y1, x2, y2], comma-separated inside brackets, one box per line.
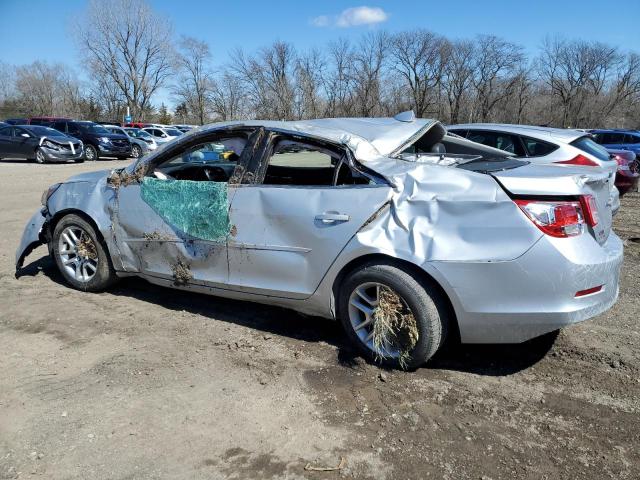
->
[432, 232, 623, 343]
[615, 169, 639, 195]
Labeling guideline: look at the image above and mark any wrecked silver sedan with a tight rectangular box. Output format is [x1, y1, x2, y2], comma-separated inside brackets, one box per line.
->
[16, 113, 623, 368]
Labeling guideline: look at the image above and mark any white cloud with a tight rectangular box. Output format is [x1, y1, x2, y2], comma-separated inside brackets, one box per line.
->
[312, 6, 388, 28]
[311, 15, 330, 27]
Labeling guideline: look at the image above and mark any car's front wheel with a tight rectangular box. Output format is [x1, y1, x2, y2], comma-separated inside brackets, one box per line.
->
[338, 262, 448, 370]
[84, 145, 98, 161]
[131, 144, 142, 159]
[34, 147, 46, 164]
[52, 214, 117, 291]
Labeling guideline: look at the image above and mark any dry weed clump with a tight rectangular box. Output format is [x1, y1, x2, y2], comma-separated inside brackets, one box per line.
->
[372, 286, 418, 369]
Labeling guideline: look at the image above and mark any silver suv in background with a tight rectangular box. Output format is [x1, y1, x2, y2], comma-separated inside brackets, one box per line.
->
[448, 123, 620, 213]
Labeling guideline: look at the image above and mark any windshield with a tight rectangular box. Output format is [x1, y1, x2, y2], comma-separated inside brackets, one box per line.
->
[165, 129, 183, 136]
[77, 122, 110, 134]
[571, 136, 612, 163]
[26, 126, 68, 137]
[127, 129, 151, 139]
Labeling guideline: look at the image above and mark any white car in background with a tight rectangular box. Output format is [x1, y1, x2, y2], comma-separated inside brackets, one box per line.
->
[448, 123, 620, 213]
[141, 127, 183, 144]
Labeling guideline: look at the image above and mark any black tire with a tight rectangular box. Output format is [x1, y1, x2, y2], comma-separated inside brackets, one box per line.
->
[131, 144, 142, 159]
[34, 147, 46, 164]
[52, 214, 117, 292]
[337, 261, 448, 370]
[84, 144, 98, 161]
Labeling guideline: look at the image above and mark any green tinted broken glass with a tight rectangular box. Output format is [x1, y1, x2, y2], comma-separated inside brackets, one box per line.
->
[140, 177, 230, 241]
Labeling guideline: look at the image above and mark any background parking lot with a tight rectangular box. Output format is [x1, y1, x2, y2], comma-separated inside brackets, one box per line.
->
[0, 160, 639, 479]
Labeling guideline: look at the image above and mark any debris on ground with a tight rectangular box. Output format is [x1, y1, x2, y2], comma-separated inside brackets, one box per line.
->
[304, 457, 346, 472]
[372, 286, 419, 369]
[171, 259, 193, 286]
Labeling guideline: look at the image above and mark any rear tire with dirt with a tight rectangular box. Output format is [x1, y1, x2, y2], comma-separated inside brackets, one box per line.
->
[52, 214, 117, 292]
[337, 261, 448, 370]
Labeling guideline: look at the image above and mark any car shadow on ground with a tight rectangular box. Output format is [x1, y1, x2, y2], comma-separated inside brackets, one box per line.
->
[17, 254, 557, 377]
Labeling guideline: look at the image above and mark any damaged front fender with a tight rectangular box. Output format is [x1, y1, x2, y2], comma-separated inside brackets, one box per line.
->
[15, 208, 48, 270]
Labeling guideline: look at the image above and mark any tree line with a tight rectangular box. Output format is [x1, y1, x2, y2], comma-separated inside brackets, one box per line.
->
[1, 0, 639, 129]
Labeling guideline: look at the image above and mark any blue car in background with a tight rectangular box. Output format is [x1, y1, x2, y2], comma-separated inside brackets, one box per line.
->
[590, 129, 640, 159]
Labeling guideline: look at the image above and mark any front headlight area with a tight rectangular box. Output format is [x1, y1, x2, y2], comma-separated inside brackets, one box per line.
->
[42, 140, 61, 151]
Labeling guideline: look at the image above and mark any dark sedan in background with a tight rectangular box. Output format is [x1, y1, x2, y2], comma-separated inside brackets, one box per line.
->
[0, 125, 84, 163]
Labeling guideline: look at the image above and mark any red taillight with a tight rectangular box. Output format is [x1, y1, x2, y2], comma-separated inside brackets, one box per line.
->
[554, 154, 599, 167]
[579, 194, 599, 227]
[514, 199, 584, 238]
[575, 285, 603, 297]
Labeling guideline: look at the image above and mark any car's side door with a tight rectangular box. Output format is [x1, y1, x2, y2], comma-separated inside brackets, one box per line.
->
[13, 127, 35, 158]
[0, 126, 15, 157]
[111, 127, 256, 287]
[226, 130, 392, 299]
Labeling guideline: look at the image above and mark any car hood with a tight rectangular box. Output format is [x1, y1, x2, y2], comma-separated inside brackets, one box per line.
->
[64, 169, 112, 184]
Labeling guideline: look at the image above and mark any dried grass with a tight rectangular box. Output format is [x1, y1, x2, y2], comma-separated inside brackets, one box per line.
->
[77, 234, 97, 260]
[372, 286, 418, 369]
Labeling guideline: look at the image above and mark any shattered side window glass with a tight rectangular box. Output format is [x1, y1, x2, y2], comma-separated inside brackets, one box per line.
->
[140, 177, 230, 241]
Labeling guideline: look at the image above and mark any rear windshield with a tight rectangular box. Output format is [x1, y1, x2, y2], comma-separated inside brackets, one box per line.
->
[571, 136, 611, 162]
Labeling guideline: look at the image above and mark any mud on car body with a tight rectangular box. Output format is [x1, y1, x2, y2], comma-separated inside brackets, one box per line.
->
[16, 113, 623, 369]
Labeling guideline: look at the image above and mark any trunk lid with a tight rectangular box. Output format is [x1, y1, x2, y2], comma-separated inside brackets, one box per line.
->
[492, 164, 613, 245]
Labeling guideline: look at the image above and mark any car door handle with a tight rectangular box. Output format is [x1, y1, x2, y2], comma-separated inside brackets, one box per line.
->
[315, 212, 350, 224]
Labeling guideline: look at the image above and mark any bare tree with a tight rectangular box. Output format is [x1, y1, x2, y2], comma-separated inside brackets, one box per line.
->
[323, 38, 356, 117]
[390, 30, 445, 117]
[470, 35, 525, 122]
[537, 37, 621, 126]
[210, 71, 246, 121]
[229, 41, 297, 120]
[173, 35, 213, 125]
[441, 40, 475, 124]
[75, 0, 173, 120]
[295, 48, 326, 119]
[351, 32, 389, 116]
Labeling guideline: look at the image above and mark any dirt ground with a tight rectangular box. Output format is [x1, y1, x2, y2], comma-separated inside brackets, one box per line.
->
[1, 159, 639, 480]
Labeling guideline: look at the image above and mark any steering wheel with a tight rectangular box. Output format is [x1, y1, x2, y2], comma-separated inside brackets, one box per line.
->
[203, 166, 227, 182]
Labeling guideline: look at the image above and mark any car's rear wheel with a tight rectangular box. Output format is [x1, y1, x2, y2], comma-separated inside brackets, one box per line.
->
[84, 145, 98, 161]
[131, 144, 142, 159]
[52, 214, 117, 291]
[34, 147, 46, 164]
[338, 262, 448, 370]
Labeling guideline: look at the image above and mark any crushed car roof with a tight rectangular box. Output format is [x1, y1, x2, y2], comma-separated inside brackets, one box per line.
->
[195, 115, 437, 159]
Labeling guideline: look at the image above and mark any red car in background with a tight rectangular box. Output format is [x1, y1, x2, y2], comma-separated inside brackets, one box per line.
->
[608, 149, 639, 196]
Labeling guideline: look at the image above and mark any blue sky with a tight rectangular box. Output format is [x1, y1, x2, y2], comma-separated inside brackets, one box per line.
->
[1, 0, 639, 107]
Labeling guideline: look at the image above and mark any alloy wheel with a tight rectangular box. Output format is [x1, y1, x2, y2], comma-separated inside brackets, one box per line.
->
[57, 225, 98, 283]
[348, 282, 417, 360]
